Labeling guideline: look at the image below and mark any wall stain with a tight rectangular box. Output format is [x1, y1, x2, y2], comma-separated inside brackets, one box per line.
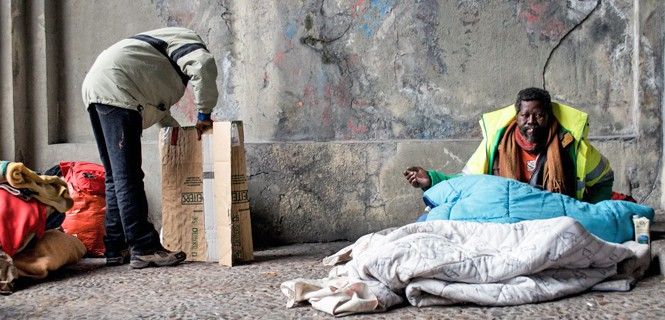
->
[416, 0, 447, 75]
[458, 0, 485, 27]
[284, 22, 298, 39]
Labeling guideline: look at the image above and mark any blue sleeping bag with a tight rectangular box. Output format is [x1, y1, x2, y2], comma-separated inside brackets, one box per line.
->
[421, 175, 654, 243]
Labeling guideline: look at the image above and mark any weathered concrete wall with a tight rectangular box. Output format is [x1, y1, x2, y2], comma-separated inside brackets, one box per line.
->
[235, 0, 665, 244]
[1, 0, 663, 246]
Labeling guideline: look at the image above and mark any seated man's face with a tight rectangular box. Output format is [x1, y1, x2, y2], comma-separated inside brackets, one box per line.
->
[516, 100, 550, 143]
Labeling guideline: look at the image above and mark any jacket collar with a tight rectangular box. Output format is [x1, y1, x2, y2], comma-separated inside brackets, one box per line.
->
[481, 102, 589, 141]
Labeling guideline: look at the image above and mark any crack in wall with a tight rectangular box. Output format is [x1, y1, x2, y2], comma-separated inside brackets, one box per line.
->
[300, 23, 352, 53]
[541, 0, 601, 90]
[220, 1, 232, 32]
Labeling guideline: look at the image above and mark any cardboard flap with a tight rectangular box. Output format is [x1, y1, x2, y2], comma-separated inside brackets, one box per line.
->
[161, 122, 252, 266]
[213, 122, 232, 163]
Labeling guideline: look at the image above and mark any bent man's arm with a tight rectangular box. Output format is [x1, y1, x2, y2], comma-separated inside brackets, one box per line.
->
[175, 43, 218, 139]
[176, 46, 219, 115]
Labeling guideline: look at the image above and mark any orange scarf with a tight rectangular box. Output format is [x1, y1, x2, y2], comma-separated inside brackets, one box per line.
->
[496, 119, 574, 197]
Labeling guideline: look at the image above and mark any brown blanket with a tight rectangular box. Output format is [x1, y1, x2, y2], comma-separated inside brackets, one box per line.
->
[13, 230, 86, 279]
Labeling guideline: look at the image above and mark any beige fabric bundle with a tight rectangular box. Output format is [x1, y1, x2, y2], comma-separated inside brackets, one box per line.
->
[5, 162, 73, 213]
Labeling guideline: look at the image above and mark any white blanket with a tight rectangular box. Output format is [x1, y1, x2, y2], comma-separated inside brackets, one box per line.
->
[281, 217, 648, 316]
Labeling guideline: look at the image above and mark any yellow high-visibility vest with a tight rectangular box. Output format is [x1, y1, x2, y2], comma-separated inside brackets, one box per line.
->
[462, 103, 612, 200]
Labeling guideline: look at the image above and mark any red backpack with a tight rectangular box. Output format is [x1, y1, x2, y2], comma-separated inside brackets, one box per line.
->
[60, 162, 106, 256]
[60, 162, 105, 196]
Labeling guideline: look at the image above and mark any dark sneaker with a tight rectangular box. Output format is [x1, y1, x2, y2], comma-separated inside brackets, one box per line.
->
[105, 249, 130, 266]
[129, 249, 186, 269]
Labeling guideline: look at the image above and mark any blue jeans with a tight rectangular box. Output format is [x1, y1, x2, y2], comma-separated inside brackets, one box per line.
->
[88, 103, 161, 256]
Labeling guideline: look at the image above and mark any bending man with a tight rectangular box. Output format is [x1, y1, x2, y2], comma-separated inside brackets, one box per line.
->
[82, 27, 218, 268]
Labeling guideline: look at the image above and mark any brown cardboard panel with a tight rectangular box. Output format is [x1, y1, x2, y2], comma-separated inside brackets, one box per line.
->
[160, 122, 253, 266]
[214, 121, 253, 266]
[160, 127, 207, 261]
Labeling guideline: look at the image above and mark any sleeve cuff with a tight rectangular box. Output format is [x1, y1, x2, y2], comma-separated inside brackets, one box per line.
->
[197, 112, 211, 121]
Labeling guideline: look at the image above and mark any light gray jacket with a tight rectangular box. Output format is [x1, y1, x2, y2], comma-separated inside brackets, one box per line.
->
[82, 27, 218, 129]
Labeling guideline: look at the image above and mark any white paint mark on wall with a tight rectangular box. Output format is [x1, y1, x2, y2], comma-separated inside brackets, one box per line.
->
[442, 147, 464, 164]
[214, 51, 238, 121]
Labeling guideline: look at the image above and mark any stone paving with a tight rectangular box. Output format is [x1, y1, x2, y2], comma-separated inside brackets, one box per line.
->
[2, 237, 665, 319]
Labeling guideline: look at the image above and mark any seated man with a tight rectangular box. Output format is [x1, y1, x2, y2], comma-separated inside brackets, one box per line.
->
[405, 87, 614, 203]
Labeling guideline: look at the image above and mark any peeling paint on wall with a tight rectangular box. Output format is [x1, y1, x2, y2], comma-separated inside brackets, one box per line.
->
[415, 0, 446, 75]
[358, 0, 396, 38]
[264, 0, 601, 142]
[284, 22, 297, 40]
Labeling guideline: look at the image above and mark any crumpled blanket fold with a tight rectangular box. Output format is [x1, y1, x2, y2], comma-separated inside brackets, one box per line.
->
[282, 217, 650, 316]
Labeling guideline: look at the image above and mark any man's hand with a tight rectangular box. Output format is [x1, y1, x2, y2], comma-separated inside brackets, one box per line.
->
[403, 166, 431, 189]
[195, 119, 213, 140]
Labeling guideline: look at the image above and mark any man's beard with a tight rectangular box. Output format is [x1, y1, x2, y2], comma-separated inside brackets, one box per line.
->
[519, 125, 547, 144]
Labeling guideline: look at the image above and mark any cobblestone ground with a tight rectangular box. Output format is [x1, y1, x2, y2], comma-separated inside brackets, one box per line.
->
[2, 237, 664, 319]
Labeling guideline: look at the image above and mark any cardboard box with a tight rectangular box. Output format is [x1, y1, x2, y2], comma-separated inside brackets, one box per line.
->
[204, 121, 253, 265]
[160, 121, 253, 266]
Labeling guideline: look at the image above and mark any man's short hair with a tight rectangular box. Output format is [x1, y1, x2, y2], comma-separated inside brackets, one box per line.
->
[515, 87, 552, 114]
